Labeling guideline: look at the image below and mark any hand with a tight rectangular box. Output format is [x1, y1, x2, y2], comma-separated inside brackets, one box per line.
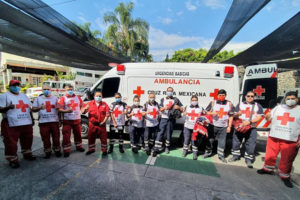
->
[160, 107, 165, 111]
[84, 104, 89, 111]
[237, 111, 242, 116]
[242, 121, 251, 126]
[211, 112, 218, 117]
[113, 123, 117, 128]
[164, 106, 169, 110]
[174, 105, 180, 110]
[66, 108, 73, 113]
[40, 104, 46, 110]
[100, 121, 105, 126]
[7, 104, 15, 109]
[227, 126, 231, 133]
[146, 110, 151, 114]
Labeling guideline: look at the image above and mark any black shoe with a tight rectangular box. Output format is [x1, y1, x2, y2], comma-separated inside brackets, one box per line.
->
[182, 150, 187, 157]
[228, 157, 239, 162]
[24, 156, 36, 161]
[152, 151, 157, 157]
[55, 151, 62, 157]
[193, 153, 198, 160]
[108, 145, 114, 154]
[64, 152, 70, 157]
[132, 148, 138, 154]
[165, 147, 170, 154]
[76, 148, 85, 152]
[219, 156, 227, 163]
[119, 145, 124, 153]
[245, 160, 253, 168]
[203, 152, 211, 159]
[9, 161, 20, 168]
[102, 151, 108, 156]
[146, 150, 151, 156]
[86, 150, 95, 155]
[281, 178, 293, 188]
[44, 153, 51, 159]
[257, 169, 274, 175]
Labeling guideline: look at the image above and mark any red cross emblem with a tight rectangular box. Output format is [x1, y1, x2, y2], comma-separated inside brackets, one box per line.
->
[16, 100, 29, 112]
[166, 100, 173, 109]
[188, 110, 198, 120]
[253, 85, 265, 96]
[67, 100, 78, 111]
[210, 89, 219, 100]
[277, 112, 295, 125]
[113, 108, 122, 118]
[134, 110, 143, 120]
[133, 86, 144, 97]
[217, 108, 227, 118]
[45, 101, 55, 112]
[149, 108, 158, 118]
[241, 107, 251, 118]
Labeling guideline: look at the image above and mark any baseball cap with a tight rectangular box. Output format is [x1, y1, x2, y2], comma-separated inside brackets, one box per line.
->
[9, 80, 21, 86]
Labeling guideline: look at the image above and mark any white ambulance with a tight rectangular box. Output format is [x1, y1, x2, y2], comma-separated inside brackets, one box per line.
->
[81, 62, 277, 138]
[81, 63, 240, 137]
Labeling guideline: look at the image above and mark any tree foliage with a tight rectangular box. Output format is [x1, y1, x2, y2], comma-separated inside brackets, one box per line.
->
[103, 2, 151, 61]
[165, 48, 236, 63]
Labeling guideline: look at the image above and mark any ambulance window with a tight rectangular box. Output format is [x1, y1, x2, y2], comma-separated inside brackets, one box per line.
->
[101, 77, 120, 98]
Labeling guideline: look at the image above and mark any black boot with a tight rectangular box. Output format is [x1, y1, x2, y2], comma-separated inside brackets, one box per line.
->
[257, 169, 274, 175]
[193, 152, 198, 160]
[182, 150, 187, 157]
[108, 145, 114, 154]
[55, 151, 62, 157]
[165, 147, 170, 154]
[24, 156, 36, 161]
[44, 152, 51, 159]
[9, 161, 20, 168]
[132, 148, 138, 154]
[281, 178, 293, 188]
[76, 147, 85, 152]
[119, 145, 124, 153]
[64, 152, 70, 157]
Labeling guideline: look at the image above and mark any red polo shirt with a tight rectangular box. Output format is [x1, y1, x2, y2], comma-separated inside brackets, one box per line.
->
[87, 100, 109, 123]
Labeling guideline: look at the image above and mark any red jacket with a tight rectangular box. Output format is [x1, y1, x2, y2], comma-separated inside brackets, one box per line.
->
[86, 100, 109, 123]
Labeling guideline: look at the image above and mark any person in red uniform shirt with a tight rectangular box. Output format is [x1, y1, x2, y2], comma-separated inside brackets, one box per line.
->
[0, 80, 35, 168]
[257, 91, 300, 188]
[58, 84, 85, 157]
[81, 90, 109, 155]
[32, 84, 61, 158]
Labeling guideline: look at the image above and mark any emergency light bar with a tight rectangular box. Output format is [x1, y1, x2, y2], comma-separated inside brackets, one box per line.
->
[117, 64, 125, 75]
[224, 66, 234, 78]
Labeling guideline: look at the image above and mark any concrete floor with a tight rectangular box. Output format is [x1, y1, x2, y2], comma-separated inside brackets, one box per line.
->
[0, 115, 299, 200]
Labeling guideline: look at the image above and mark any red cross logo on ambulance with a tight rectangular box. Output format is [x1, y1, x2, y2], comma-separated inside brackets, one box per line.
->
[133, 86, 144, 97]
[253, 85, 266, 100]
[209, 89, 219, 100]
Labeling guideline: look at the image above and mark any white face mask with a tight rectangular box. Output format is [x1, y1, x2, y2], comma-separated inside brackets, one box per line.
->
[191, 101, 198, 106]
[149, 98, 155, 102]
[286, 99, 297, 107]
[134, 101, 140, 106]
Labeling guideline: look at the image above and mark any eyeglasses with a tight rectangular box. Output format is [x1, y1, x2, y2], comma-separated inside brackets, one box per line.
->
[246, 95, 254, 98]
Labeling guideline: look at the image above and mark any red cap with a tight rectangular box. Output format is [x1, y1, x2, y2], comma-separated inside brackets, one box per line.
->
[9, 80, 21, 86]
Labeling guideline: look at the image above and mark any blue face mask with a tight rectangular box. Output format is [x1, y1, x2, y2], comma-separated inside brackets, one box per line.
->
[95, 96, 102, 102]
[167, 92, 173, 97]
[67, 90, 74, 96]
[43, 90, 51, 97]
[10, 86, 21, 94]
[115, 98, 121, 103]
